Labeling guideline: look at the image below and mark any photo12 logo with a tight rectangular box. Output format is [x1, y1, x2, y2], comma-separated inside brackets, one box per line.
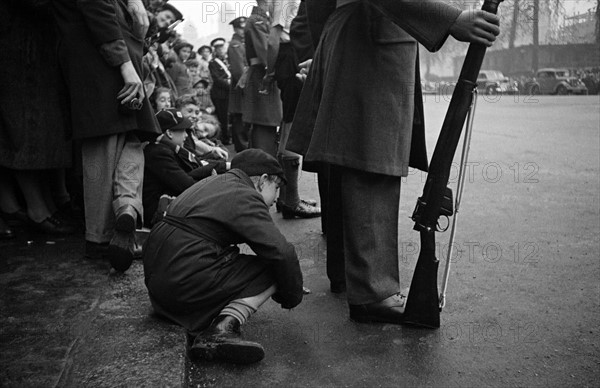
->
[399, 240, 540, 265]
[403, 161, 540, 184]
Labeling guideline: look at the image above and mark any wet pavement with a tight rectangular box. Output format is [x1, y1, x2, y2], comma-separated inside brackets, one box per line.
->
[1, 96, 599, 387]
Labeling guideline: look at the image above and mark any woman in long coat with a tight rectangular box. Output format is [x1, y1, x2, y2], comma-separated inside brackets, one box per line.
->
[0, 0, 74, 235]
[288, 0, 500, 323]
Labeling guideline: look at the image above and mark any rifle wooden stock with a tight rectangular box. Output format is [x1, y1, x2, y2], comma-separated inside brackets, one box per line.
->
[403, 0, 503, 329]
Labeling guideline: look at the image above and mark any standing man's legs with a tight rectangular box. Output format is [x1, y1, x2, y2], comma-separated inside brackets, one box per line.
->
[230, 113, 249, 152]
[214, 97, 230, 145]
[326, 165, 346, 293]
[82, 132, 144, 271]
[277, 122, 320, 219]
[249, 124, 278, 158]
[338, 166, 402, 305]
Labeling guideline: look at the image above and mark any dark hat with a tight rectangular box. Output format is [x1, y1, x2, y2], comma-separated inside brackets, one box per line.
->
[173, 40, 193, 53]
[229, 16, 247, 29]
[197, 45, 212, 54]
[231, 149, 286, 184]
[155, 109, 192, 132]
[160, 3, 183, 21]
[210, 37, 226, 47]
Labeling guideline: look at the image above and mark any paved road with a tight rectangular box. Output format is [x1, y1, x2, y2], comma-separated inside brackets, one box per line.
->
[1, 95, 598, 387]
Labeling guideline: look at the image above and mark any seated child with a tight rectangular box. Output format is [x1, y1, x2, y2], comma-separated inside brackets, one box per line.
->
[175, 95, 228, 161]
[143, 149, 303, 364]
[143, 108, 229, 227]
[196, 121, 224, 148]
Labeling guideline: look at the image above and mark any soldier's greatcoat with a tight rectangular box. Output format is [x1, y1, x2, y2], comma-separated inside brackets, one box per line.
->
[288, 0, 462, 176]
[228, 32, 247, 114]
[242, 6, 283, 127]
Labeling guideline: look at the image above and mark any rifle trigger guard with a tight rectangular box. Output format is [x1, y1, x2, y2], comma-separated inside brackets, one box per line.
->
[436, 215, 450, 232]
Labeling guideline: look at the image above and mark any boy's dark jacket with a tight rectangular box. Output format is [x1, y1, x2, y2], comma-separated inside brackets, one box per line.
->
[143, 135, 216, 226]
[143, 169, 303, 332]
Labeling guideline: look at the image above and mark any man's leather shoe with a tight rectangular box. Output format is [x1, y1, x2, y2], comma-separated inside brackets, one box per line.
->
[349, 293, 407, 324]
[190, 315, 265, 364]
[1, 209, 28, 225]
[276, 198, 317, 212]
[107, 209, 137, 272]
[30, 215, 76, 235]
[281, 201, 321, 219]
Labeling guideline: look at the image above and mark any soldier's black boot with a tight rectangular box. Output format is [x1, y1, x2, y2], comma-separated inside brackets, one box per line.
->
[190, 315, 265, 364]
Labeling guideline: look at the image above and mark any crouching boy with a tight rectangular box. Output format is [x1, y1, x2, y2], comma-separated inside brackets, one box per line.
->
[143, 149, 303, 364]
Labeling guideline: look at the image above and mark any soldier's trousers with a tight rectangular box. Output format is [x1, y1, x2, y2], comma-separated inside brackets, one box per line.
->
[327, 164, 401, 305]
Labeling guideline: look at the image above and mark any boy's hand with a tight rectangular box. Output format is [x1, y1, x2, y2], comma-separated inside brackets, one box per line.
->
[449, 10, 500, 47]
[272, 292, 302, 310]
[211, 147, 228, 160]
[118, 61, 144, 104]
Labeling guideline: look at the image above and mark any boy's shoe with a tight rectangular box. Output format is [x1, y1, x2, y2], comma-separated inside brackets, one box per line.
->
[107, 208, 137, 272]
[190, 315, 265, 364]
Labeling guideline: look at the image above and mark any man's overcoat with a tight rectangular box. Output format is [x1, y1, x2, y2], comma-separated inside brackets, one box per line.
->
[287, 0, 462, 177]
[52, 0, 159, 140]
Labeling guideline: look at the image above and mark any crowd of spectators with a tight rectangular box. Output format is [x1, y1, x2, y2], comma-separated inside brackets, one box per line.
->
[0, 0, 320, 249]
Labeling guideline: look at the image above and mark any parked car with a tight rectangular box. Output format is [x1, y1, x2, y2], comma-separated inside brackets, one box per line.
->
[527, 68, 588, 95]
[476, 70, 519, 95]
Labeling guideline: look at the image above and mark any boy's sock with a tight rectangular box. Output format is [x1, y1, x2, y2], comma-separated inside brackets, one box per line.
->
[220, 300, 257, 325]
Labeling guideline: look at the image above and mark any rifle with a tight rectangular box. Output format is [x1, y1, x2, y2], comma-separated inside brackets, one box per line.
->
[402, 0, 504, 329]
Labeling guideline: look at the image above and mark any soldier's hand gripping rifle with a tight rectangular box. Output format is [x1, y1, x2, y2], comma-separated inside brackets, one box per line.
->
[402, 0, 504, 329]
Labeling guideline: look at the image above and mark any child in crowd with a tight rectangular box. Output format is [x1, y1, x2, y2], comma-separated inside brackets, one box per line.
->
[194, 79, 216, 115]
[175, 95, 228, 161]
[150, 87, 173, 112]
[143, 109, 229, 227]
[185, 58, 201, 89]
[196, 121, 223, 148]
